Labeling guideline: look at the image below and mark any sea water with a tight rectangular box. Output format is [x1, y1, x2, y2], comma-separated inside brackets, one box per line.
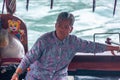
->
[0, 0, 120, 80]
[0, 0, 120, 48]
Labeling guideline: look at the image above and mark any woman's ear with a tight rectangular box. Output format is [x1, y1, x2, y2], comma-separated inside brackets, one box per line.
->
[55, 23, 57, 29]
[69, 27, 73, 33]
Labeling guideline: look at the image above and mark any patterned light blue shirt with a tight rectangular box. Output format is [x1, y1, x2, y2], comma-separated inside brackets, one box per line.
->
[18, 31, 107, 80]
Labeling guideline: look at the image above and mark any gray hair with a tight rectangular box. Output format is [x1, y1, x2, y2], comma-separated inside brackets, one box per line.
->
[56, 12, 75, 26]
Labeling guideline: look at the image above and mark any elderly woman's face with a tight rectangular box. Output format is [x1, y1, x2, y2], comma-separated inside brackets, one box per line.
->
[0, 29, 9, 48]
[55, 20, 73, 40]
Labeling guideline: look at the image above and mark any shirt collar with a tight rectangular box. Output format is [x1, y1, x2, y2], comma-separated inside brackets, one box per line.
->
[52, 31, 69, 45]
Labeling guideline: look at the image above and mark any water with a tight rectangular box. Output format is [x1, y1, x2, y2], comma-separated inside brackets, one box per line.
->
[74, 76, 120, 80]
[1, 0, 120, 48]
[0, 0, 120, 80]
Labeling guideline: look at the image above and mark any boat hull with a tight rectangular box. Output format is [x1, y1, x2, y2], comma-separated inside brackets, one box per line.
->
[68, 55, 120, 76]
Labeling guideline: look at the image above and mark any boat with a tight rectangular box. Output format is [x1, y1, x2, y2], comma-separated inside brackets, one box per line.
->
[68, 33, 120, 77]
[0, 0, 120, 79]
[68, 54, 120, 77]
[0, 1, 28, 79]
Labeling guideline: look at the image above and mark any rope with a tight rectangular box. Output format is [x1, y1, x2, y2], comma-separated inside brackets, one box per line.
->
[113, 0, 117, 15]
[0, 16, 2, 30]
[50, 0, 53, 9]
[6, 0, 16, 14]
[2, 0, 5, 14]
[26, 0, 29, 11]
[93, 0, 96, 12]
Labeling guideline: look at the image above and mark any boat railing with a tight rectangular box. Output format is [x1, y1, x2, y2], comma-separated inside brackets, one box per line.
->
[68, 32, 120, 76]
[93, 32, 120, 55]
[93, 32, 120, 45]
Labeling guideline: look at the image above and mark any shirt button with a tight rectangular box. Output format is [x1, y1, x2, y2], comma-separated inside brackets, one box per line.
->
[50, 75, 52, 78]
[53, 70, 55, 73]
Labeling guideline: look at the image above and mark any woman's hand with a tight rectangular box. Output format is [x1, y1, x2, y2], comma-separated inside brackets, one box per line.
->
[11, 73, 19, 80]
[11, 67, 23, 80]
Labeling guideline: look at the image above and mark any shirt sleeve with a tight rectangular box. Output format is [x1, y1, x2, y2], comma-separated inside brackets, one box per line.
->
[75, 37, 107, 53]
[18, 38, 44, 72]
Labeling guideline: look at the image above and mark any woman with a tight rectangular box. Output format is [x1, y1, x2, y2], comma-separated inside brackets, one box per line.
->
[11, 12, 120, 80]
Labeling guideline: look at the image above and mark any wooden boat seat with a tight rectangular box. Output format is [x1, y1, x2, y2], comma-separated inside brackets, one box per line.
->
[0, 14, 28, 53]
[0, 14, 28, 65]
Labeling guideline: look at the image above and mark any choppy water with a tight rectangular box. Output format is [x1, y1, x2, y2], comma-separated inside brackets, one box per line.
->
[0, 0, 120, 48]
[0, 0, 120, 80]
[74, 76, 120, 80]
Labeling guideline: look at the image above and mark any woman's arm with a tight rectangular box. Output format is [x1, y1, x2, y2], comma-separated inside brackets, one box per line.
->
[106, 45, 120, 52]
[11, 68, 22, 80]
